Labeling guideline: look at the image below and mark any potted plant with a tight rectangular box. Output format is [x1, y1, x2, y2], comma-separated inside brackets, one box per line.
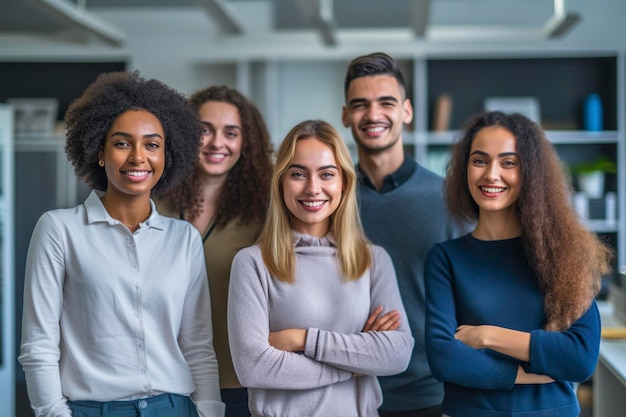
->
[569, 157, 617, 199]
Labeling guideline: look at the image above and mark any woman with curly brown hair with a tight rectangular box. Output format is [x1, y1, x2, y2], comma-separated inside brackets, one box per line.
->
[156, 86, 273, 417]
[424, 111, 613, 417]
[19, 71, 224, 417]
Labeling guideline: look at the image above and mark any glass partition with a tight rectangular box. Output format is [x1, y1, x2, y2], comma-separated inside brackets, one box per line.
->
[0, 104, 15, 416]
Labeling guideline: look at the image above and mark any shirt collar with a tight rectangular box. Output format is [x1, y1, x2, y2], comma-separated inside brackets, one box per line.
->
[357, 153, 417, 193]
[85, 190, 165, 231]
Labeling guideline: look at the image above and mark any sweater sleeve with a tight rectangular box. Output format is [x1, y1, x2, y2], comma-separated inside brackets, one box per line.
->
[424, 244, 518, 390]
[18, 213, 73, 417]
[303, 246, 414, 376]
[524, 301, 600, 382]
[227, 248, 353, 390]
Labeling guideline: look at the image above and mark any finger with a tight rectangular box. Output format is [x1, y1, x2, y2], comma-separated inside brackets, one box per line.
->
[371, 311, 400, 331]
[377, 315, 401, 331]
[388, 319, 401, 331]
[362, 306, 383, 331]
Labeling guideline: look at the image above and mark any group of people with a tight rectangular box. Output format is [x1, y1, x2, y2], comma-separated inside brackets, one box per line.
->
[18, 52, 613, 417]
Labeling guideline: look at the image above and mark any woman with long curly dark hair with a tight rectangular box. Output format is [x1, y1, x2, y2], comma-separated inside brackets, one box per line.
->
[19, 71, 224, 417]
[424, 111, 613, 417]
[157, 85, 273, 417]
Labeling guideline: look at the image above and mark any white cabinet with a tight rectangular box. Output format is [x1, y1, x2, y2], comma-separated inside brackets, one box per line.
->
[595, 301, 626, 417]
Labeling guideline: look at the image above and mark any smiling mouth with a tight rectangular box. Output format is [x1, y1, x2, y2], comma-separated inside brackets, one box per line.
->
[204, 153, 227, 161]
[124, 170, 150, 177]
[480, 186, 506, 193]
[301, 200, 325, 207]
[361, 125, 388, 134]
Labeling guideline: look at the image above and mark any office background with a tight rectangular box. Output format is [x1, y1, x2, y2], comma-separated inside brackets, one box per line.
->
[1, 1, 626, 416]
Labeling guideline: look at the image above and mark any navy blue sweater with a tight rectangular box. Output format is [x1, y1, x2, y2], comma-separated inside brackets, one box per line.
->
[425, 234, 600, 417]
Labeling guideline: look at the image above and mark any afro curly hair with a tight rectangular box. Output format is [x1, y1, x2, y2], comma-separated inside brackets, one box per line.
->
[64, 70, 202, 194]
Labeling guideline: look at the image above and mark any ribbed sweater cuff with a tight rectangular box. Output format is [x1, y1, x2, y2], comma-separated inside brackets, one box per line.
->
[494, 357, 519, 390]
[304, 328, 320, 359]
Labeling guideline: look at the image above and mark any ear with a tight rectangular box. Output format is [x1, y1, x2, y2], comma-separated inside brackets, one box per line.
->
[341, 106, 349, 128]
[403, 98, 414, 125]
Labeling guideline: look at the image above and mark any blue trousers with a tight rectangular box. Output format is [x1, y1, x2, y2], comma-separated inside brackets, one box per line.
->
[68, 393, 199, 417]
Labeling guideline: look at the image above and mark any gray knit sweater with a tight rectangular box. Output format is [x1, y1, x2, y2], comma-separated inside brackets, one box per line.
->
[227, 232, 414, 417]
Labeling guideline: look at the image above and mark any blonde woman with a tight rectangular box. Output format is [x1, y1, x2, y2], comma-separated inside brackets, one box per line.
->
[228, 120, 414, 417]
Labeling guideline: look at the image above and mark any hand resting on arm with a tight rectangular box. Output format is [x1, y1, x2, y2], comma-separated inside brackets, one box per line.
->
[455, 324, 554, 384]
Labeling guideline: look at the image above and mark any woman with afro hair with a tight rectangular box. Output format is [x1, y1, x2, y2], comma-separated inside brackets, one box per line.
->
[19, 71, 225, 417]
[424, 111, 613, 417]
[156, 86, 273, 417]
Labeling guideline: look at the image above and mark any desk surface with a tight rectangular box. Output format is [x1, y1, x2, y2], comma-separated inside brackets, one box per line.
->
[598, 301, 626, 386]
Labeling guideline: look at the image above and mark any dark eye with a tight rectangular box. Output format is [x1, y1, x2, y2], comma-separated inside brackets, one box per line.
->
[202, 126, 213, 136]
[321, 172, 335, 179]
[503, 160, 517, 167]
[146, 142, 160, 150]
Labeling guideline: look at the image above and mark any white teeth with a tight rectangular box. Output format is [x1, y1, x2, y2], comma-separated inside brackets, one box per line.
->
[126, 171, 149, 177]
[302, 201, 324, 207]
[365, 127, 385, 132]
[208, 154, 225, 159]
[482, 186, 505, 193]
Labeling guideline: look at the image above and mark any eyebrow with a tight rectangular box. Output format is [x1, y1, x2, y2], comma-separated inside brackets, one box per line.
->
[470, 150, 519, 158]
[348, 95, 399, 106]
[288, 163, 339, 171]
[201, 121, 241, 130]
[109, 131, 164, 140]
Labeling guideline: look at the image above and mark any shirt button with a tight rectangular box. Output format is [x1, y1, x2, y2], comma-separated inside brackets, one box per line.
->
[143, 385, 150, 391]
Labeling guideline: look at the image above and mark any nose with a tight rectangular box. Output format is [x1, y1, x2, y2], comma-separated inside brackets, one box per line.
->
[306, 176, 320, 195]
[365, 104, 381, 122]
[485, 163, 500, 182]
[206, 131, 223, 149]
[129, 145, 146, 164]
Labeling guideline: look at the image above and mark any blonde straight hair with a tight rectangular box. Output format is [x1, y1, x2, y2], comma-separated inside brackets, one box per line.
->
[259, 120, 371, 283]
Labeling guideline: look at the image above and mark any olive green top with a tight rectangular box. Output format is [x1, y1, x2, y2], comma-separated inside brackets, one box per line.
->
[156, 198, 261, 388]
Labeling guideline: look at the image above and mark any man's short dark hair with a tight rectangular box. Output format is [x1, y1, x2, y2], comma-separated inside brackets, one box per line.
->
[344, 52, 407, 98]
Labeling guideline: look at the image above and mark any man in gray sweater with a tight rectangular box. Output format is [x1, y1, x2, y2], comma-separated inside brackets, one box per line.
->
[341, 52, 459, 417]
